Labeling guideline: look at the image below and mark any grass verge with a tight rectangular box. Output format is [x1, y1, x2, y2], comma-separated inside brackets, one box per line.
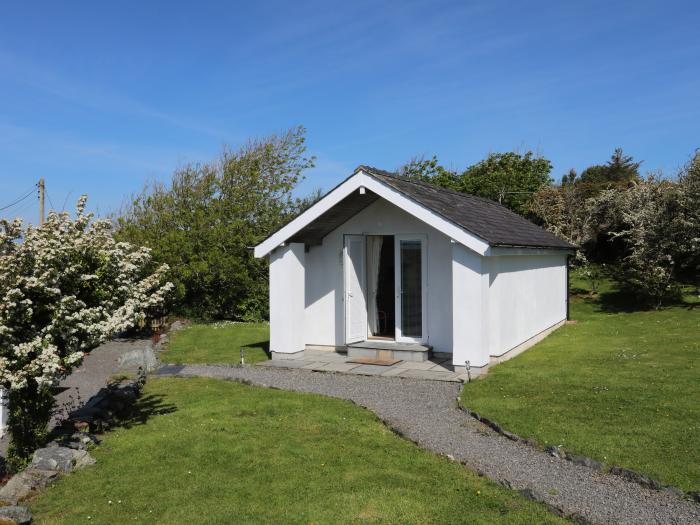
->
[164, 322, 269, 364]
[461, 275, 700, 492]
[31, 377, 568, 524]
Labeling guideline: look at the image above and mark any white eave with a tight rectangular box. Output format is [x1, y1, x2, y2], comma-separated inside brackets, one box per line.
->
[254, 169, 491, 258]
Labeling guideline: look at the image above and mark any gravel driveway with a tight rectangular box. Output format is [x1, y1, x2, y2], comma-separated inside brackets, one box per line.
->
[156, 364, 699, 525]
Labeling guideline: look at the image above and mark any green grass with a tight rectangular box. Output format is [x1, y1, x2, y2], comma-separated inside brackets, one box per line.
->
[461, 274, 700, 492]
[164, 322, 269, 364]
[31, 378, 567, 524]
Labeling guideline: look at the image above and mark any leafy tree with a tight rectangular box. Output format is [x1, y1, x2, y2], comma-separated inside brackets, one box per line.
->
[673, 150, 700, 281]
[116, 126, 315, 321]
[0, 198, 172, 469]
[400, 151, 553, 215]
[458, 151, 553, 213]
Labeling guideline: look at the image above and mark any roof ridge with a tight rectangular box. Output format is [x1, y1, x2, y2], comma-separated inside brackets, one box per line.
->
[358, 165, 532, 213]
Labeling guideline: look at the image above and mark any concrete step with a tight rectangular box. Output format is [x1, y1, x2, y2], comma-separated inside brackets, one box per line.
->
[346, 341, 432, 362]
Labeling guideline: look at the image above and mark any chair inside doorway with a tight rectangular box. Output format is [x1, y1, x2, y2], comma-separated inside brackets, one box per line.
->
[367, 235, 395, 339]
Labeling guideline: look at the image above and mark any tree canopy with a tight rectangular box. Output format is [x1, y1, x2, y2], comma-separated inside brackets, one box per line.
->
[400, 151, 552, 214]
[116, 126, 316, 321]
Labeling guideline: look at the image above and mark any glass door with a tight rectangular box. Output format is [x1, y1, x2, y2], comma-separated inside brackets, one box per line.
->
[395, 235, 427, 343]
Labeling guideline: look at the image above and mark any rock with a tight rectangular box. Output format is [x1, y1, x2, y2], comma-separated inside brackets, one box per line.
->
[502, 430, 519, 442]
[0, 505, 32, 524]
[169, 320, 186, 331]
[663, 486, 684, 498]
[118, 345, 158, 372]
[688, 491, 700, 503]
[0, 470, 58, 504]
[519, 487, 544, 501]
[29, 446, 93, 473]
[545, 445, 564, 459]
[569, 454, 604, 471]
[74, 451, 96, 469]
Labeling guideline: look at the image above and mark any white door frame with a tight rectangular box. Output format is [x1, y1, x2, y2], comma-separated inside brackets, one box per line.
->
[394, 234, 428, 344]
[343, 234, 367, 344]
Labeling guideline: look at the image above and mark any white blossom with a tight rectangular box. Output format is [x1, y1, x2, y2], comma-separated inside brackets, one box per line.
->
[0, 198, 173, 390]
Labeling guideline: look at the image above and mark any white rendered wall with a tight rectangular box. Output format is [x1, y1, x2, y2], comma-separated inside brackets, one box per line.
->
[487, 254, 568, 357]
[303, 199, 454, 352]
[451, 243, 490, 367]
[269, 243, 306, 354]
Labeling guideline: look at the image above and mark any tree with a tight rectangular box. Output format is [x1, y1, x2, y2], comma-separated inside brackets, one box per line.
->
[116, 126, 315, 320]
[594, 175, 681, 308]
[400, 151, 553, 215]
[0, 198, 172, 469]
[674, 151, 700, 281]
[580, 147, 641, 186]
[458, 151, 553, 213]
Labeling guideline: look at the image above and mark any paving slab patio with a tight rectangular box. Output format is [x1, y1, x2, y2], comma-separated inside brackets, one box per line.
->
[257, 349, 464, 382]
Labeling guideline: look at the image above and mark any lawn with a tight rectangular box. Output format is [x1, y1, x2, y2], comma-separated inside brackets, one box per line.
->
[461, 275, 700, 492]
[164, 321, 269, 364]
[30, 378, 567, 524]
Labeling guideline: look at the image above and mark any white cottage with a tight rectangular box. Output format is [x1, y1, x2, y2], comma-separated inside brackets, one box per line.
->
[254, 166, 574, 374]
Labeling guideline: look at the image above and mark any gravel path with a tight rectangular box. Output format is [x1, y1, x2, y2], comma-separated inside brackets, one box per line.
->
[1, 337, 151, 460]
[156, 364, 699, 525]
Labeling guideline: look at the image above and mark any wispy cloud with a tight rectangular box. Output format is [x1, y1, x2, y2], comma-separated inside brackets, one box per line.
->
[0, 50, 228, 138]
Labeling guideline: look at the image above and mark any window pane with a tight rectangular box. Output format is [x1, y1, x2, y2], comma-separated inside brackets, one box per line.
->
[400, 240, 422, 337]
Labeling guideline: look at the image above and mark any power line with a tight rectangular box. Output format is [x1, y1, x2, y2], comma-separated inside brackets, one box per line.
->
[0, 185, 37, 212]
[47, 190, 56, 212]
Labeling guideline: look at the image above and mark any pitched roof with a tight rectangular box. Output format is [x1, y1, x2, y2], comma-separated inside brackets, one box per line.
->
[254, 165, 574, 257]
[358, 165, 574, 250]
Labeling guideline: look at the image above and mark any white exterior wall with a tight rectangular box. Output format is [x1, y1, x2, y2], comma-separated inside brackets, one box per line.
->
[269, 243, 305, 354]
[487, 254, 568, 357]
[303, 199, 454, 352]
[451, 243, 490, 367]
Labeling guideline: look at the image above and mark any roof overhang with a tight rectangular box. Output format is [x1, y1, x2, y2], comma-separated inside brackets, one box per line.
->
[254, 169, 491, 258]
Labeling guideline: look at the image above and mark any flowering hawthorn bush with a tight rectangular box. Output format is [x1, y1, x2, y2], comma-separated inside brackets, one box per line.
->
[0, 197, 173, 469]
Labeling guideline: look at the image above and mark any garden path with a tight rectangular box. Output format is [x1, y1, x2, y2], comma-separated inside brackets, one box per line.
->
[156, 364, 700, 525]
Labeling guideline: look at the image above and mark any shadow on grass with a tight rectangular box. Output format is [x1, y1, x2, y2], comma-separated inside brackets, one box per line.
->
[583, 288, 695, 313]
[117, 393, 177, 430]
[245, 340, 271, 358]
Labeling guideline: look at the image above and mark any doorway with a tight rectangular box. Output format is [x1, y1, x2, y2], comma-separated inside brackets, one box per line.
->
[344, 233, 426, 345]
[367, 235, 394, 339]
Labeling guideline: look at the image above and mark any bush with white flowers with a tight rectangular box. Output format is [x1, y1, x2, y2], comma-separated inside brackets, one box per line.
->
[0, 196, 173, 469]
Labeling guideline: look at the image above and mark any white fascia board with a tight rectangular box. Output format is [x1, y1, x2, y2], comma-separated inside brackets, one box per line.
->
[486, 246, 575, 257]
[254, 173, 363, 258]
[254, 170, 490, 258]
[360, 173, 490, 255]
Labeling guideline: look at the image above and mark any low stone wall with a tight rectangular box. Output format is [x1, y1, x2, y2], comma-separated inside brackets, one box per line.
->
[0, 372, 147, 523]
[459, 404, 700, 504]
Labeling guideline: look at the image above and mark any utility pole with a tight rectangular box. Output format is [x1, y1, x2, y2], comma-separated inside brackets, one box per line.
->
[38, 178, 45, 225]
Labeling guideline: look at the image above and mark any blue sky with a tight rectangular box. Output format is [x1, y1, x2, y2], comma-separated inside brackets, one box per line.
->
[1, 0, 699, 224]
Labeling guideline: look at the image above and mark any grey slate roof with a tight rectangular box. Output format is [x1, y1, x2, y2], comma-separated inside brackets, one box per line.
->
[359, 165, 574, 250]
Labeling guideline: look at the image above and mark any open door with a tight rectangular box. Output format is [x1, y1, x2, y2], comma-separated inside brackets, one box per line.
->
[344, 235, 367, 343]
[395, 234, 427, 343]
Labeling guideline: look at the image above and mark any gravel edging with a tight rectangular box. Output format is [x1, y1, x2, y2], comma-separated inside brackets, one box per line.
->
[155, 364, 700, 525]
[459, 405, 697, 502]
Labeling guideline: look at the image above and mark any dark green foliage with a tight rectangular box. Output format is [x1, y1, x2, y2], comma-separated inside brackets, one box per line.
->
[580, 147, 641, 186]
[116, 127, 315, 321]
[6, 385, 54, 472]
[401, 151, 553, 214]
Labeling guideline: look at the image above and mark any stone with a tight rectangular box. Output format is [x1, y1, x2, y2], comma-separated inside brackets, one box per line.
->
[569, 454, 604, 471]
[117, 345, 158, 372]
[0, 506, 32, 524]
[545, 445, 564, 459]
[169, 320, 186, 331]
[29, 446, 92, 473]
[0, 470, 58, 504]
[519, 487, 544, 501]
